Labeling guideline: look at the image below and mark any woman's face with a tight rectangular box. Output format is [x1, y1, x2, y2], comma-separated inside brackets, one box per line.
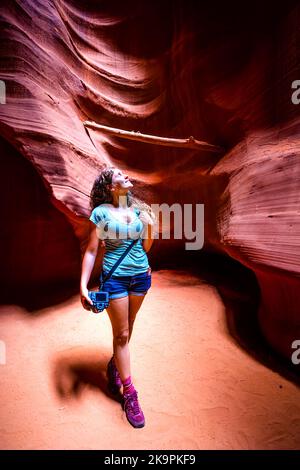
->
[111, 168, 133, 192]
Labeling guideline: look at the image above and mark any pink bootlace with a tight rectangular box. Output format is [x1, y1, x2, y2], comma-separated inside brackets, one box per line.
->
[124, 391, 142, 415]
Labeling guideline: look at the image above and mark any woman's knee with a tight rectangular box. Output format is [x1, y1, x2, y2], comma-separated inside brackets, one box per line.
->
[114, 329, 130, 347]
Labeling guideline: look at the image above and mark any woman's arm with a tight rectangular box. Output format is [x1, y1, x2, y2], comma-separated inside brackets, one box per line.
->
[142, 223, 154, 253]
[80, 225, 105, 308]
[139, 209, 156, 253]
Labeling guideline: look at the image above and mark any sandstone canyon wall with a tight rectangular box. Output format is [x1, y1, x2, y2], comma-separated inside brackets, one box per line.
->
[0, 0, 299, 363]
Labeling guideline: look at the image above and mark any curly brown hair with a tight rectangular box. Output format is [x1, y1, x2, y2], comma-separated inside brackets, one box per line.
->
[90, 166, 118, 210]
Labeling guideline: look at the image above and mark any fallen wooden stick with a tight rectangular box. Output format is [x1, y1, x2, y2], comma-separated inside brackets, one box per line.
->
[83, 121, 223, 153]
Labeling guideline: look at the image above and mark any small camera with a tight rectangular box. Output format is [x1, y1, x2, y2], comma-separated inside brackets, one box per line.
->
[88, 290, 109, 313]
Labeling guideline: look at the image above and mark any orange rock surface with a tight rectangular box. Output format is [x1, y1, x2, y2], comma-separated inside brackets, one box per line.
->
[0, 0, 299, 407]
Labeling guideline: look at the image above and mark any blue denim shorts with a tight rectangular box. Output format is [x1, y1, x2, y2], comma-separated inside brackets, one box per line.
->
[99, 267, 152, 300]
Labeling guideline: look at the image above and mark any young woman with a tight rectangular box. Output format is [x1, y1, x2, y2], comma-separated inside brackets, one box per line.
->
[80, 166, 155, 428]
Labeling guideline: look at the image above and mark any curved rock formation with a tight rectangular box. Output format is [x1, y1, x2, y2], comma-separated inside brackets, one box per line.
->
[0, 0, 299, 362]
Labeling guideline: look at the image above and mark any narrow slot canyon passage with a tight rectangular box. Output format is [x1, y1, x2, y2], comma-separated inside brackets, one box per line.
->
[0, 0, 299, 450]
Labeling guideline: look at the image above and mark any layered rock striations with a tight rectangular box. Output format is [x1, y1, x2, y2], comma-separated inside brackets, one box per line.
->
[0, 0, 299, 360]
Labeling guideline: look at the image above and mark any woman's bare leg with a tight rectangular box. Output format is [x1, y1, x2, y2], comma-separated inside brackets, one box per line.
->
[107, 294, 146, 428]
[128, 294, 146, 342]
[106, 295, 130, 381]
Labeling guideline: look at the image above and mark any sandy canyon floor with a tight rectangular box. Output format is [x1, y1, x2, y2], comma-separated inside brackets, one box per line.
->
[0, 269, 299, 450]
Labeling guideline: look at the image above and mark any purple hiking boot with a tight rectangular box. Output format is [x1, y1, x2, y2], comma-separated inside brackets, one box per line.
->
[123, 390, 145, 428]
[106, 356, 122, 394]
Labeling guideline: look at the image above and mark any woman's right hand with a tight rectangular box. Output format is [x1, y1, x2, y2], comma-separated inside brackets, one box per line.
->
[80, 287, 93, 311]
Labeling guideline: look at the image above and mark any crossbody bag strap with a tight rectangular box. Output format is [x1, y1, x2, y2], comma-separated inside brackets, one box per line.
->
[101, 238, 139, 286]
